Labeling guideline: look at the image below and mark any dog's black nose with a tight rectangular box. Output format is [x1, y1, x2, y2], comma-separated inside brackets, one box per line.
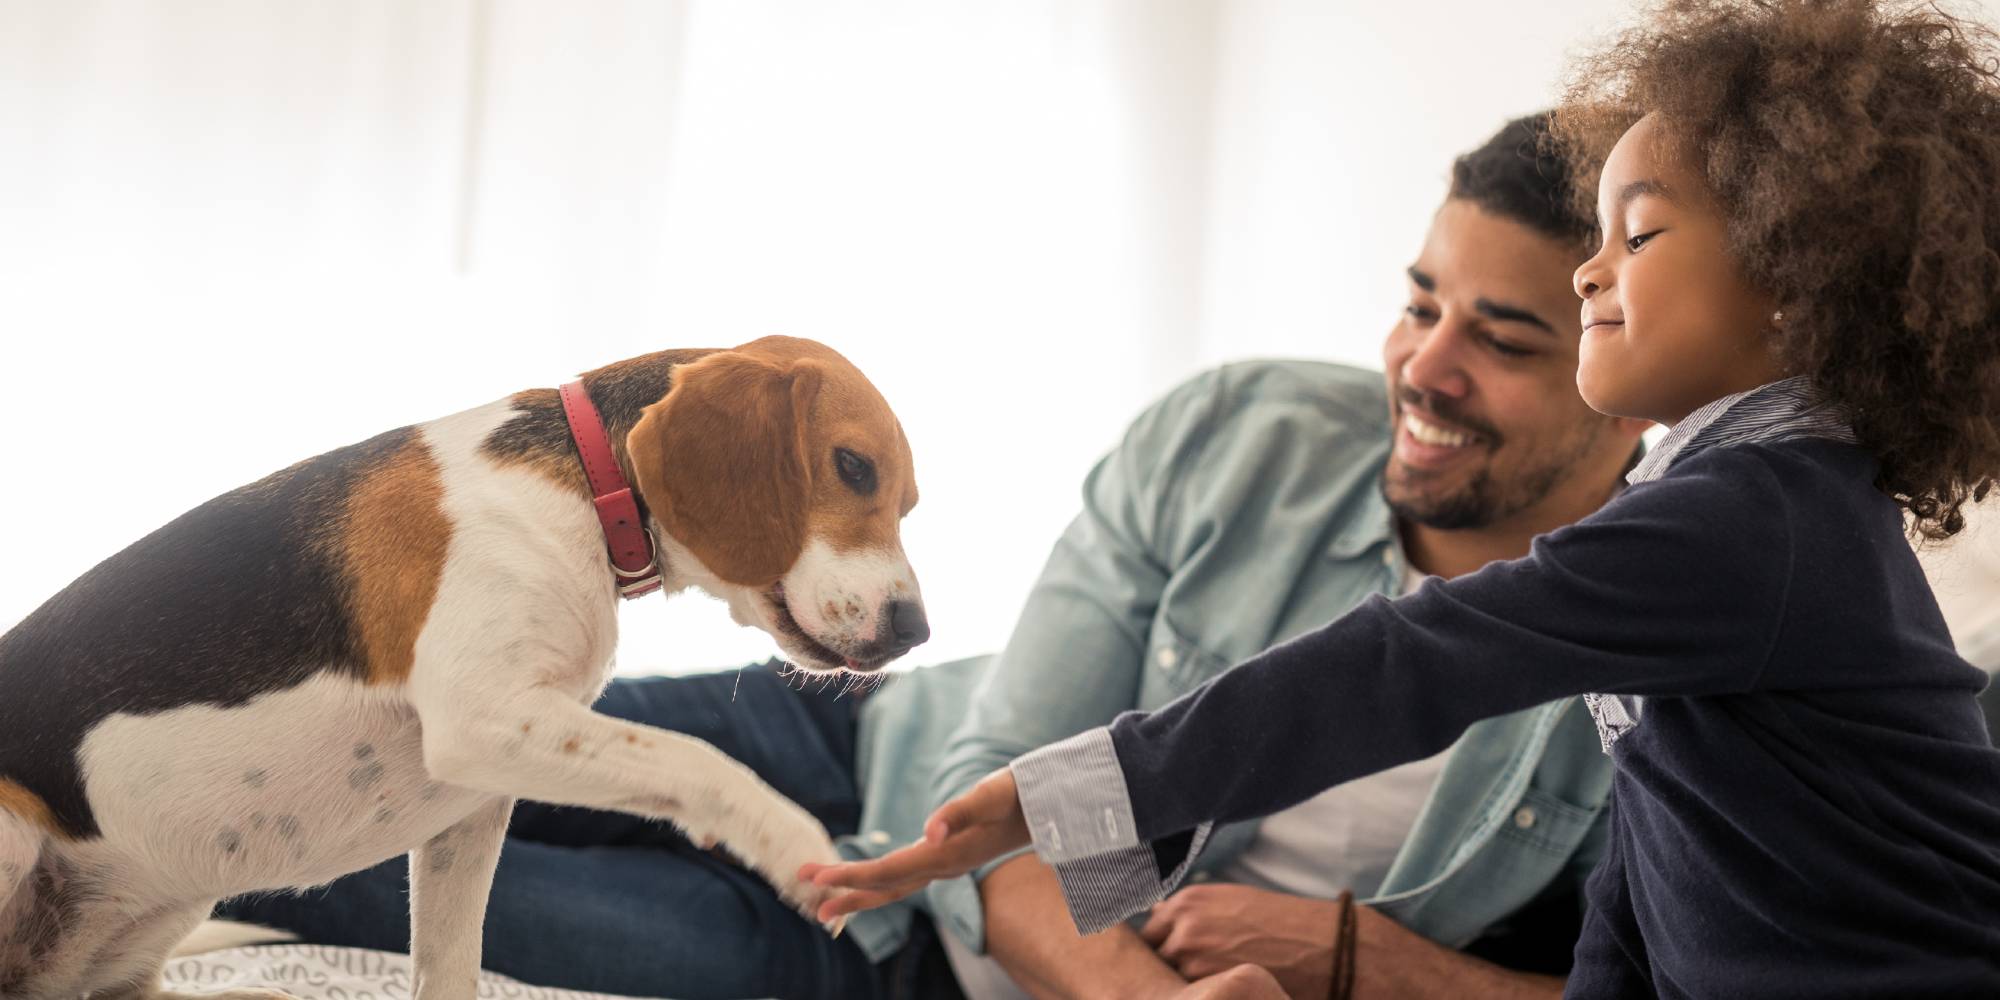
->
[885, 600, 931, 653]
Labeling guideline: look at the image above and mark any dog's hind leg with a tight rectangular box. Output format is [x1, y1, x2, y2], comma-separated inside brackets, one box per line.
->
[0, 811, 46, 994]
[65, 901, 298, 1000]
[0, 812, 36, 915]
[408, 796, 512, 1000]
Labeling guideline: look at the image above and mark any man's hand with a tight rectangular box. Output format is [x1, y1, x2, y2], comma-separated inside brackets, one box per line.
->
[1143, 883, 1568, 999]
[799, 767, 1029, 923]
[1140, 883, 1340, 997]
[1172, 965, 1288, 999]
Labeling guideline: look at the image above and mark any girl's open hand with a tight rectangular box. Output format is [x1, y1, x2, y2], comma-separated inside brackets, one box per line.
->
[797, 767, 1031, 924]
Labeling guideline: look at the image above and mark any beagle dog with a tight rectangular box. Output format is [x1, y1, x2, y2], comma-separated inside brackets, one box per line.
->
[0, 336, 927, 999]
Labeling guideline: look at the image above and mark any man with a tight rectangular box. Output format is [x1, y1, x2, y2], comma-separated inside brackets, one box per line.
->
[219, 113, 1643, 999]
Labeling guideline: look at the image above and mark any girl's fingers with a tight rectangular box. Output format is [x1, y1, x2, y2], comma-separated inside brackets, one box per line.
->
[923, 810, 953, 844]
[801, 771, 1025, 906]
[817, 887, 910, 922]
[808, 843, 949, 890]
[926, 790, 993, 842]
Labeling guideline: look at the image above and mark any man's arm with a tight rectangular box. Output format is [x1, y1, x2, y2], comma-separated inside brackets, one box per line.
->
[982, 854, 1187, 1000]
[1138, 882, 1562, 998]
[926, 370, 1231, 813]
[1349, 904, 1564, 998]
[920, 369, 1236, 972]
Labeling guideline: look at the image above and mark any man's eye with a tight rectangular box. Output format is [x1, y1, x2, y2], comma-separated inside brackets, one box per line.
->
[1403, 305, 1438, 324]
[1484, 334, 1535, 359]
[835, 448, 877, 495]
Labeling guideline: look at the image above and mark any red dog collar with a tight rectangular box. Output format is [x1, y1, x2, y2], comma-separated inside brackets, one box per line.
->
[558, 380, 663, 599]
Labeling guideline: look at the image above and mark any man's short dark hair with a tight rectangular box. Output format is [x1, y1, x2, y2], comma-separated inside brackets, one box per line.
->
[1448, 112, 1593, 248]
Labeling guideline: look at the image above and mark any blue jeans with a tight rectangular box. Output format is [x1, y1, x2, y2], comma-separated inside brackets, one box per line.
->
[217, 664, 958, 1000]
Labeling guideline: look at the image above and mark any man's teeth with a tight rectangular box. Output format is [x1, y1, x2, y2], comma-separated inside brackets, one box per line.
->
[1405, 412, 1474, 448]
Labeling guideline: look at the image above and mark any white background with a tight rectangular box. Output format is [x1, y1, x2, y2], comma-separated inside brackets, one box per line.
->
[4, 1, 1996, 673]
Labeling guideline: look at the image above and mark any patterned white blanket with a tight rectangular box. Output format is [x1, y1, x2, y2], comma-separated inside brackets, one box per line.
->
[159, 944, 661, 1000]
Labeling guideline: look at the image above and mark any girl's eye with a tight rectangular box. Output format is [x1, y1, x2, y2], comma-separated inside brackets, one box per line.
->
[1404, 304, 1438, 325]
[1483, 334, 1535, 359]
[1625, 230, 1662, 253]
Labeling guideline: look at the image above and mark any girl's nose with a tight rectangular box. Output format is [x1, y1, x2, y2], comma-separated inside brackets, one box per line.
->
[1574, 255, 1607, 299]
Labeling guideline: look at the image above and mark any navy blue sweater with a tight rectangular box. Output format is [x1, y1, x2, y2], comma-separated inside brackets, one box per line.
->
[1107, 438, 2000, 996]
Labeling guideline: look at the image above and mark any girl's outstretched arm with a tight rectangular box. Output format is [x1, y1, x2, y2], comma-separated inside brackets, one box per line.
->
[815, 446, 1796, 930]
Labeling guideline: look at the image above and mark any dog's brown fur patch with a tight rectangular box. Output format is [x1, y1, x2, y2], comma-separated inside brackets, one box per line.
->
[342, 438, 451, 686]
[0, 780, 63, 839]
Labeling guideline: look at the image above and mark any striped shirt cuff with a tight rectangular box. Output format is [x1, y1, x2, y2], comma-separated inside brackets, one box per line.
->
[1009, 727, 1213, 934]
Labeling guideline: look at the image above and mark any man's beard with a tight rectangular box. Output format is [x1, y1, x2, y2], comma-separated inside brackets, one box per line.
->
[1381, 389, 1605, 531]
[1383, 460, 1570, 531]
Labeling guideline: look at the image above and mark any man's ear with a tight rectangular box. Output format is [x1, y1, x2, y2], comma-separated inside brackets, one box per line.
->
[629, 351, 824, 586]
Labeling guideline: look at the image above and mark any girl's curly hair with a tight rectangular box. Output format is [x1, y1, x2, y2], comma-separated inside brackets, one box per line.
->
[1553, 0, 2000, 538]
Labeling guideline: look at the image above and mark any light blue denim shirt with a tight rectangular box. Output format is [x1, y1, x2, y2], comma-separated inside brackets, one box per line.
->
[835, 360, 1613, 961]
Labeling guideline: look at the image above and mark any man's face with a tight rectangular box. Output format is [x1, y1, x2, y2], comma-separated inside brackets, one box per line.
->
[1380, 198, 1623, 530]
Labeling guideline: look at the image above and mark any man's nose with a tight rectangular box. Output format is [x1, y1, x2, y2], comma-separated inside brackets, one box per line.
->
[1400, 325, 1471, 399]
[881, 599, 930, 655]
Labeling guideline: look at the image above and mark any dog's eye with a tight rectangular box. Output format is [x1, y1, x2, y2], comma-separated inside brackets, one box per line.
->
[835, 448, 877, 496]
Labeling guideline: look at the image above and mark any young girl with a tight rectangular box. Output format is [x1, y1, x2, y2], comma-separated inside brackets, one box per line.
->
[808, 0, 2000, 994]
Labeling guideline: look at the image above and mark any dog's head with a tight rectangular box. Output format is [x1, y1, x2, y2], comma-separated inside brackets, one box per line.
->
[627, 336, 926, 673]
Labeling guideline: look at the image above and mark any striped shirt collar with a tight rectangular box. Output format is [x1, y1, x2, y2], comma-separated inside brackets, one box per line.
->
[1626, 375, 1857, 486]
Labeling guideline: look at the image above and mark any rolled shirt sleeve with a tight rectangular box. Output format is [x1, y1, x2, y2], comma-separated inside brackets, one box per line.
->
[1010, 727, 1213, 934]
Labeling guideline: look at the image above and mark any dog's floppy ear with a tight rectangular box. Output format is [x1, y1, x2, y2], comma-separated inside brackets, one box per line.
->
[629, 350, 822, 587]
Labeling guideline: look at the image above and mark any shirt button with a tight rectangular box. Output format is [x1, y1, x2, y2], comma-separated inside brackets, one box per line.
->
[1513, 806, 1537, 830]
[1156, 647, 1178, 671]
[867, 830, 892, 846]
[1380, 547, 1396, 567]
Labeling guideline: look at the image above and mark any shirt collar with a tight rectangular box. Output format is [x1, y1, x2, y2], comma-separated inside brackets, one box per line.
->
[1626, 375, 1856, 486]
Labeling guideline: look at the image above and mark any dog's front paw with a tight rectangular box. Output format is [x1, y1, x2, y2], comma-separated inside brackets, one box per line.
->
[772, 838, 851, 937]
[726, 798, 851, 935]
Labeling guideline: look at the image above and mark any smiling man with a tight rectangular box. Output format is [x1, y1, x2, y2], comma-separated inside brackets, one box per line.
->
[214, 114, 1642, 1000]
[919, 112, 1646, 999]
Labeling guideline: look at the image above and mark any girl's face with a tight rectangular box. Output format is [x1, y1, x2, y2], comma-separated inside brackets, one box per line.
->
[1572, 115, 1787, 425]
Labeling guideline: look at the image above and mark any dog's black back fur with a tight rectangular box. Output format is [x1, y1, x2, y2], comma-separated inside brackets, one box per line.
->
[0, 427, 417, 838]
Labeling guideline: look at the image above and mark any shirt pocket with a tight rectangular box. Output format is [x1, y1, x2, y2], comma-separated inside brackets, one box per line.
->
[1139, 616, 1233, 705]
[1494, 785, 1601, 858]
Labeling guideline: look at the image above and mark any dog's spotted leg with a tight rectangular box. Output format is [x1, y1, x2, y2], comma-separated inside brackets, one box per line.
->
[409, 796, 512, 1000]
[418, 689, 847, 931]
